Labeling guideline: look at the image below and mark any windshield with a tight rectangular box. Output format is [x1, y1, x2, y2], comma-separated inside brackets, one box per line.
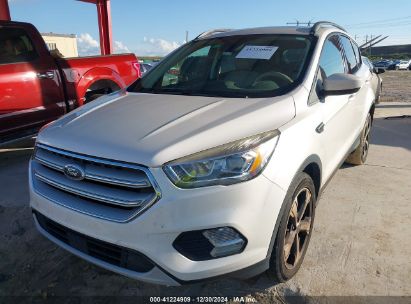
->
[128, 34, 314, 98]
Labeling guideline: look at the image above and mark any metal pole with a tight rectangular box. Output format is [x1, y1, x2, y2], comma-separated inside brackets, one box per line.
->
[96, 0, 113, 55]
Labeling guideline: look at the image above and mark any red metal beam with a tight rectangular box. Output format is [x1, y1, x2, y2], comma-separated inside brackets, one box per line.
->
[96, 0, 113, 55]
[0, 0, 11, 21]
[78, 0, 113, 55]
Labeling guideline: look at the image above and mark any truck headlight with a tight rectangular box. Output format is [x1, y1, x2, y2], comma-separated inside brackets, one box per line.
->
[163, 130, 280, 188]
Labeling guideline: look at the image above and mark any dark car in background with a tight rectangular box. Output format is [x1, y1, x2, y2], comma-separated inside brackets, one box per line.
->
[373, 59, 392, 70]
[388, 60, 401, 70]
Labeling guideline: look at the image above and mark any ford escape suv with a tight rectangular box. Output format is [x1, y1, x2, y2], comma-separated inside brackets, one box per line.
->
[30, 22, 375, 285]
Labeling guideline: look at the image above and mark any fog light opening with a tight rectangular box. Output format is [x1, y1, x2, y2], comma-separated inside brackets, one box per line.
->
[202, 227, 246, 258]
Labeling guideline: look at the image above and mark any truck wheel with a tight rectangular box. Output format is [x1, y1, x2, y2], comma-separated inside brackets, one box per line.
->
[346, 113, 372, 165]
[84, 80, 120, 103]
[267, 172, 316, 282]
[85, 93, 105, 103]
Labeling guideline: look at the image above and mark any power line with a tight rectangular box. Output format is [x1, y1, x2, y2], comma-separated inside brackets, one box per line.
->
[348, 20, 411, 29]
[352, 25, 411, 30]
[346, 15, 411, 27]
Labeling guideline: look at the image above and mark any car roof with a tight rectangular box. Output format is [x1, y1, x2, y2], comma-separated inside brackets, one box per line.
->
[210, 26, 312, 38]
[197, 23, 347, 40]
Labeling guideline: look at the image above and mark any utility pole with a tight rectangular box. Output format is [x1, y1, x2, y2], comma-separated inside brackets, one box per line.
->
[369, 35, 373, 55]
[185, 31, 188, 43]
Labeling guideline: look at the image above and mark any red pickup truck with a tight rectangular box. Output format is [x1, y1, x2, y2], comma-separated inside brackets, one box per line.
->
[0, 21, 140, 144]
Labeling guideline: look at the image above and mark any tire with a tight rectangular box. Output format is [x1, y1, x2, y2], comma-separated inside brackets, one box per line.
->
[376, 84, 382, 104]
[345, 113, 372, 165]
[85, 93, 105, 103]
[267, 172, 316, 282]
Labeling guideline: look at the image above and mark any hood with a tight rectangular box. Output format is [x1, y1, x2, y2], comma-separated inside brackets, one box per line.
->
[38, 91, 295, 167]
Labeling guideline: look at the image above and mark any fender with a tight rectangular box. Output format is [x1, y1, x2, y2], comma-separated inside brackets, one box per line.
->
[76, 67, 126, 106]
[265, 154, 322, 261]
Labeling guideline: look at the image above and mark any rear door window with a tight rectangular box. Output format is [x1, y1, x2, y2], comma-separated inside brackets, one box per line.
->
[339, 35, 359, 73]
[0, 27, 38, 64]
[352, 41, 361, 67]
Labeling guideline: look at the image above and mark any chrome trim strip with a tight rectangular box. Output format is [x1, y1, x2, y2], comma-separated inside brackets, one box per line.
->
[32, 183, 143, 223]
[35, 156, 64, 171]
[35, 143, 161, 198]
[35, 172, 152, 207]
[85, 173, 150, 188]
[35, 155, 151, 189]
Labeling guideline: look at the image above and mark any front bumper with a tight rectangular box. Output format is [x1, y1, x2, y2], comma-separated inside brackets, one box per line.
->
[30, 163, 286, 285]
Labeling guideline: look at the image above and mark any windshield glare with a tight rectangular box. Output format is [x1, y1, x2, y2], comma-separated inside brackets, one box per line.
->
[129, 34, 314, 98]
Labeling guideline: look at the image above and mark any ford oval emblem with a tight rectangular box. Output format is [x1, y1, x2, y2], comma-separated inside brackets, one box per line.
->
[63, 164, 85, 181]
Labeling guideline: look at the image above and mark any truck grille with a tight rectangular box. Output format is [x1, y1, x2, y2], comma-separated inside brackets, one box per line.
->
[31, 143, 161, 222]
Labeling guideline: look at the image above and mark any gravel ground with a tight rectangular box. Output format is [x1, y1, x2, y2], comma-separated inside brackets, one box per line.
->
[380, 70, 411, 103]
[0, 81, 410, 303]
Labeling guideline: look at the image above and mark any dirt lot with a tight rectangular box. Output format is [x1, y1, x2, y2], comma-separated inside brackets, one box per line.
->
[0, 76, 410, 303]
[380, 70, 411, 103]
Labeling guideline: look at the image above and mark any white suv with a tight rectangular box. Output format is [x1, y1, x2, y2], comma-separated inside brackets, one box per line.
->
[30, 22, 375, 285]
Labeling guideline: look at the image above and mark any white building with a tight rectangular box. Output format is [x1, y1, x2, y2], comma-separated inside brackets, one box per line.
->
[41, 33, 78, 58]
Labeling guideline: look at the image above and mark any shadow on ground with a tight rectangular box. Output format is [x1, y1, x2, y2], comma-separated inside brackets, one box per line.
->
[371, 117, 411, 151]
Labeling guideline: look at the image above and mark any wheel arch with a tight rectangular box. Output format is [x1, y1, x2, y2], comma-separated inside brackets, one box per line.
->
[76, 67, 126, 106]
[370, 102, 376, 120]
[265, 154, 322, 260]
[302, 160, 321, 198]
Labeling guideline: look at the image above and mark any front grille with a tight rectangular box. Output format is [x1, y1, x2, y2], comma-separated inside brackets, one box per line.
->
[34, 211, 154, 273]
[31, 143, 161, 222]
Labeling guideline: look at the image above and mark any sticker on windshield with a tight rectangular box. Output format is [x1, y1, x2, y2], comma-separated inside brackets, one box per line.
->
[236, 45, 279, 60]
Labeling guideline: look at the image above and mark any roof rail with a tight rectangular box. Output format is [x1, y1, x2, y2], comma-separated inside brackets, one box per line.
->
[310, 21, 346, 35]
[194, 29, 232, 40]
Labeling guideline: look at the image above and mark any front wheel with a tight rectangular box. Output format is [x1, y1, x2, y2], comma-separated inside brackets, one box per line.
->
[346, 113, 372, 165]
[267, 172, 316, 282]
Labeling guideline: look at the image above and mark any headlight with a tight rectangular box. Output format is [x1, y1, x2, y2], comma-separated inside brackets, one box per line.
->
[163, 130, 280, 188]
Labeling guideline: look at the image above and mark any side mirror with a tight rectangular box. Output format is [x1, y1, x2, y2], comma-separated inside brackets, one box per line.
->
[373, 67, 385, 74]
[322, 73, 363, 96]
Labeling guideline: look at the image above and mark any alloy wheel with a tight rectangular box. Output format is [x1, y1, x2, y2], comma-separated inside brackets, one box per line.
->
[362, 116, 371, 162]
[283, 187, 313, 269]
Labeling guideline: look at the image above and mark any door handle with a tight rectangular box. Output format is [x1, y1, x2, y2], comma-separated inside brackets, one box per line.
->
[316, 122, 324, 133]
[37, 71, 54, 79]
[348, 94, 356, 101]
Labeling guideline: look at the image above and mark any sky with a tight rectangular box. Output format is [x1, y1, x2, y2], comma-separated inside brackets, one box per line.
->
[8, 0, 411, 56]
